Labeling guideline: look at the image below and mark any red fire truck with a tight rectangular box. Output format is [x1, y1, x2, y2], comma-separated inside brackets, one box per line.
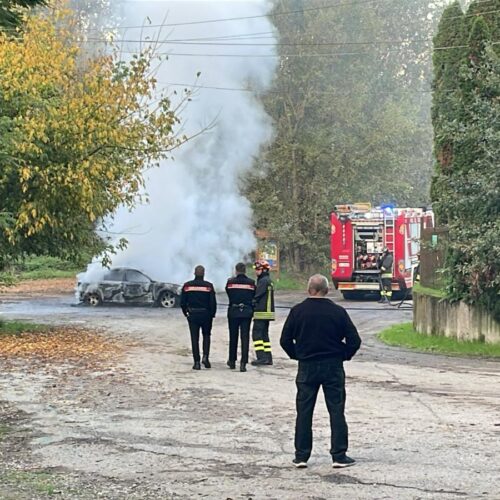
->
[330, 203, 433, 299]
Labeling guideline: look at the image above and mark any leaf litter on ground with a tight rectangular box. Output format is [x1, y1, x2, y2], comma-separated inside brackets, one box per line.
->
[0, 326, 125, 371]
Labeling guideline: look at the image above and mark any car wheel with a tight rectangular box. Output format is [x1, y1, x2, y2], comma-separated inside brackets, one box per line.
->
[159, 291, 176, 308]
[86, 292, 102, 307]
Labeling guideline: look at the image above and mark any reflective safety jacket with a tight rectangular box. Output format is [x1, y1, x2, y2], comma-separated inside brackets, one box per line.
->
[253, 272, 275, 321]
[225, 273, 256, 319]
[378, 252, 394, 279]
[180, 277, 217, 319]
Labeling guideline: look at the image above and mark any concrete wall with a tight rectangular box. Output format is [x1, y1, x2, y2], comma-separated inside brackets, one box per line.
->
[413, 292, 500, 344]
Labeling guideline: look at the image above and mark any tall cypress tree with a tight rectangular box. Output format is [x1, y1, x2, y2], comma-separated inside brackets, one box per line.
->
[430, 2, 466, 224]
[431, 0, 500, 320]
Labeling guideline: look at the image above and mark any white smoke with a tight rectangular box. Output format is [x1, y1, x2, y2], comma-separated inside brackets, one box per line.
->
[84, 0, 277, 288]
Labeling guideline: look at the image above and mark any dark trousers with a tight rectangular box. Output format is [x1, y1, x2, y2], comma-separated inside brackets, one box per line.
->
[252, 319, 272, 361]
[188, 316, 212, 362]
[228, 317, 251, 364]
[295, 359, 348, 462]
[380, 277, 393, 299]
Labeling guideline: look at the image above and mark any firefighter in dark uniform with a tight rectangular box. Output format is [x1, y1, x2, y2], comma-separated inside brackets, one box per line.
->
[180, 265, 217, 370]
[251, 259, 275, 366]
[377, 247, 394, 303]
[225, 262, 256, 372]
[414, 252, 421, 284]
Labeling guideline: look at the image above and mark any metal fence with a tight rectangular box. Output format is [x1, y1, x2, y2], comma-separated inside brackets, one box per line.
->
[420, 226, 449, 289]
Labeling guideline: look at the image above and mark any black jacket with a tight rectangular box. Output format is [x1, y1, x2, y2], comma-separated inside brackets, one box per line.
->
[280, 298, 361, 362]
[378, 252, 393, 275]
[225, 273, 256, 319]
[180, 277, 217, 319]
[253, 272, 275, 320]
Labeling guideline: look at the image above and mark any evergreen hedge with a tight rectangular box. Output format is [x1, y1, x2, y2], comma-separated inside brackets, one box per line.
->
[431, 1, 500, 320]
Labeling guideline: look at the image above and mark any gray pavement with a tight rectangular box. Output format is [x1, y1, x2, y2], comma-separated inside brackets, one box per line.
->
[1, 291, 499, 499]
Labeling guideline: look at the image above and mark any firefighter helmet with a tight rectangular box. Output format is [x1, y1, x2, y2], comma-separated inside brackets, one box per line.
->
[254, 259, 270, 271]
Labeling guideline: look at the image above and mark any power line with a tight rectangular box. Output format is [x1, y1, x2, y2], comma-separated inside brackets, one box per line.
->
[87, 37, 436, 47]
[82, 2, 500, 32]
[0, 0, 403, 34]
[102, 0, 398, 30]
[83, 41, 499, 58]
[1, 2, 498, 36]
[157, 81, 437, 97]
[105, 0, 498, 30]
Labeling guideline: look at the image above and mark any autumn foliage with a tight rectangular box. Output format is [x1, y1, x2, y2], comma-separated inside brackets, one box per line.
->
[0, 6, 183, 266]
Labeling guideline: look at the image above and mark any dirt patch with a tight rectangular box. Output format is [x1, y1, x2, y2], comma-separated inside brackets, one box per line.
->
[0, 278, 75, 298]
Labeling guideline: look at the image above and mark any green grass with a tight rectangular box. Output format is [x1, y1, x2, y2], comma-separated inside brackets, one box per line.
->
[272, 272, 307, 291]
[0, 255, 84, 283]
[378, 322, 500, 357]
[0, 320, 49, 336]
[413, 282, 446, 299]
[246, 270, 306, 290]
[1, 471, 60, 495]
[0, 424, 10, 441]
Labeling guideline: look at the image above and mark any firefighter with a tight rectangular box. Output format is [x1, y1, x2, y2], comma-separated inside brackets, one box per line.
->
[377, 248, 394, 303]
[225, 262, 256, 372]
[180, 265, 217, 370]
[414, 252, 421, 284]
[251, 259, 275, 366]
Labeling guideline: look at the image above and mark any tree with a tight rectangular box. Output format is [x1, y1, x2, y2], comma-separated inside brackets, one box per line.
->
[0, 7, 184, 269]
[0, 0, 46, 30]
[248, 0, 442, 272]
[431, 1, 500, 319]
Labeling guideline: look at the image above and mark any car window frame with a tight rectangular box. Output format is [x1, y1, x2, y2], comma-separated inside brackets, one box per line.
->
[103, 269, 126, 282]
[125, 270, 152, 284]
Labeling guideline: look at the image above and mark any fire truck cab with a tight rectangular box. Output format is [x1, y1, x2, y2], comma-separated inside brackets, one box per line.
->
[330, 203, 433, 299]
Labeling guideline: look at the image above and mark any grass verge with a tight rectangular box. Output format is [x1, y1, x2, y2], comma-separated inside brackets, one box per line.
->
[246, 270, 306, 290]
[0, 320, 49, 337]
[378, 322, 500, 358]
[0, 255, 83, 283]
[0, 424, 10, 440]
[413, 282, 446, 299]
[1, 471, 61, 496]
[273, 272, 306, 291]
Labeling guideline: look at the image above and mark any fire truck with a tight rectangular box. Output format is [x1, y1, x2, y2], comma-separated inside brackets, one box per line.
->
[330, 203, 433, 299]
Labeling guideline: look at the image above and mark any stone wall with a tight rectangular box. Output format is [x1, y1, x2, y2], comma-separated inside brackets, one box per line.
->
[413, 292, 500, 344]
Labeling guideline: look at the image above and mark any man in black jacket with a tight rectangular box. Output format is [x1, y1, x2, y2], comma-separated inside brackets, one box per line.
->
[225, 263, 256, 372]
[280, 274, 361, 469]
[180, 265, 217, 370]
[251, 259, 275, 366]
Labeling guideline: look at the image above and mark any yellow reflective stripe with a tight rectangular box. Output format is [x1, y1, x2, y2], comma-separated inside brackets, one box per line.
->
[263, 348, 272, 352]
[254, 312, 275, 320]
[254, 346, 265, 351]
[266, 286, 272, 313]
[253, 340, 264, 346]
[381, 273, 392, 278]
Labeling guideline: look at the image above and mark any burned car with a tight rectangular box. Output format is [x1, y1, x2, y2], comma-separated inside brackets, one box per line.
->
[77, 268, 182, 308]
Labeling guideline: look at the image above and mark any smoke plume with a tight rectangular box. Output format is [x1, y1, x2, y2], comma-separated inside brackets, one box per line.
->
[84, 0, 277, 288]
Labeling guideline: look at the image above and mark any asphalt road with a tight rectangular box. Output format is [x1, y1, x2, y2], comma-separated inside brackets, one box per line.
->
[1, 291, 499, 499]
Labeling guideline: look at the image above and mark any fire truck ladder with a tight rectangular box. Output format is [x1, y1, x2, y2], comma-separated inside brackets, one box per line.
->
[383, 211, 395, 252]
